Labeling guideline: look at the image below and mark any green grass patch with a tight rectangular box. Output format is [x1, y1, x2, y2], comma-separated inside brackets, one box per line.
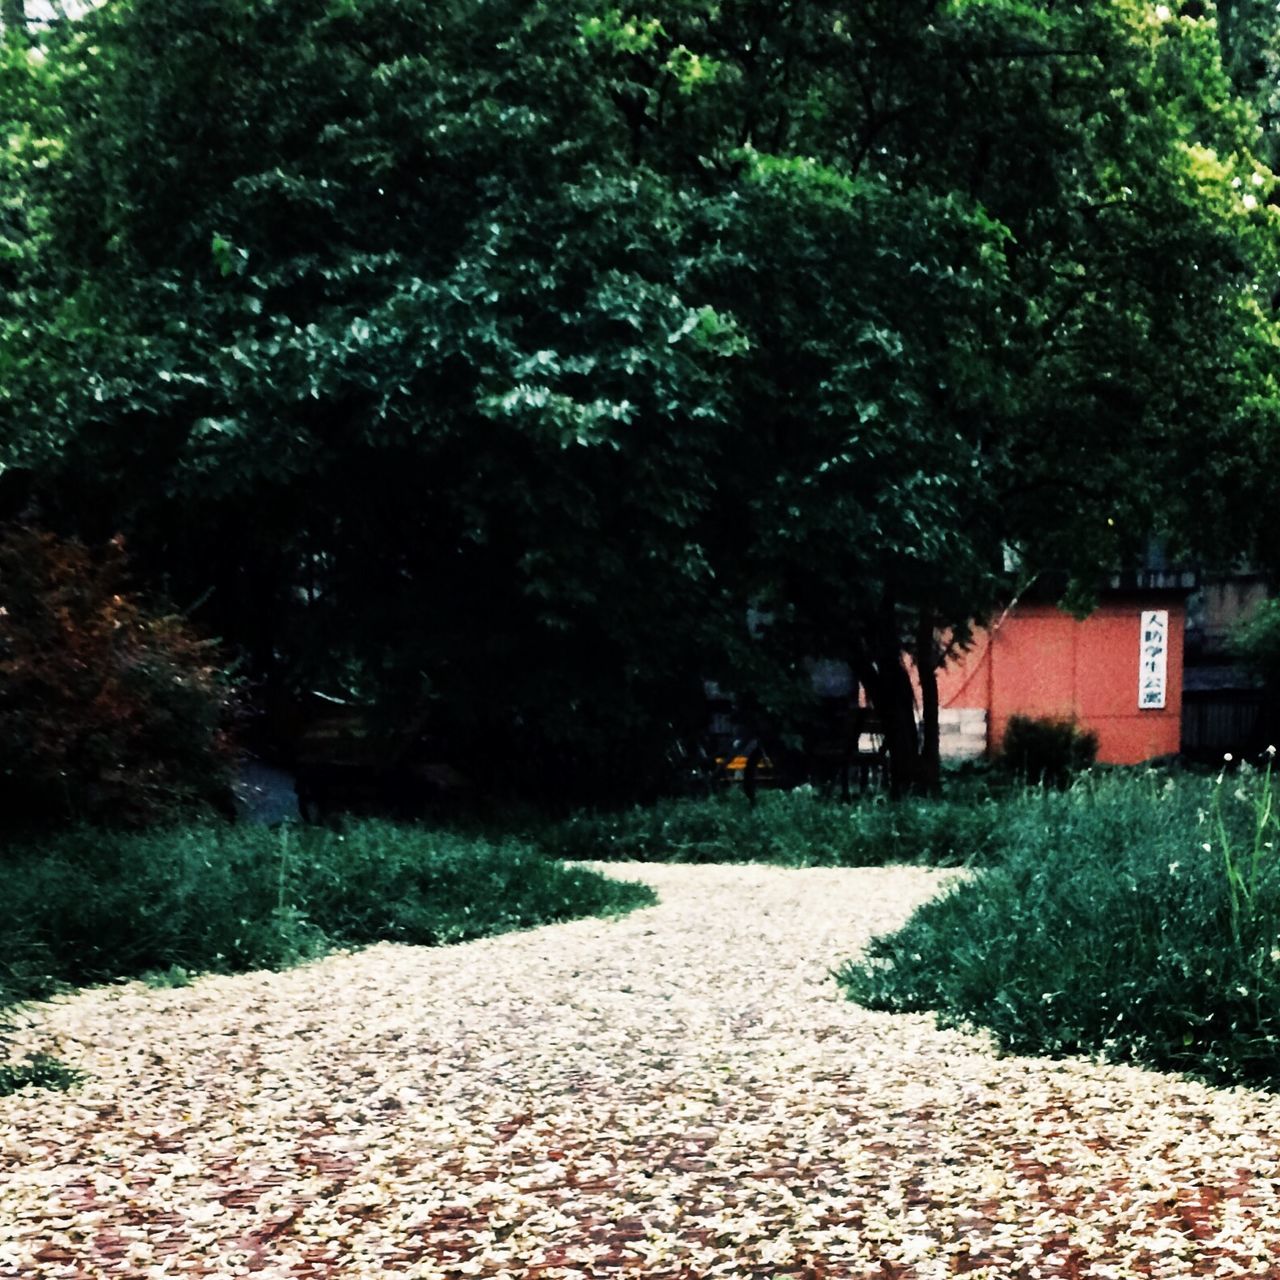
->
[0, 821, 655, 1019]
[538, 788, 1003, 867]
[838, 768, 1280, 1092]
[0, 1054, 83, 1097]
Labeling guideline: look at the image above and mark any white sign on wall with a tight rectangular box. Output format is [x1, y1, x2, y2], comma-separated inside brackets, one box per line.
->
[1139, 610, 1168, 710]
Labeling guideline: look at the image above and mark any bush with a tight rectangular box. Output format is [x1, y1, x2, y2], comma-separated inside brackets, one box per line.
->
[0, 820, 655, 1014]
[999, 713, 1098, 787]
[839, 768, 1280, 1091]
[539, 789, 1003, 868]
[0, 527, 238, 830]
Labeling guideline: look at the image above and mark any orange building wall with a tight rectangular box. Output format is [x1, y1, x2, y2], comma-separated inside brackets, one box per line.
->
[935, 598, 1185, 765]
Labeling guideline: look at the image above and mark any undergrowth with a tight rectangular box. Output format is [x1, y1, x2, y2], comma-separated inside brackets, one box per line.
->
[0, 821, 654, 1019]
[539, 787, 1003, 867]
[0, 1054, 83, 1097]
[839, 766, 1280, 1092]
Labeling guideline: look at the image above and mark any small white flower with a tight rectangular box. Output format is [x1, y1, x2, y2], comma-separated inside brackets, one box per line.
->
[1243, 193, 1259, 211]
[1168, 861, 1180, 875]
[1225, 752, 1235, 763]
[1253, 172, 1265, 187]
[1202, 842, 1212, 853]
[1268, 744, 1277, 758]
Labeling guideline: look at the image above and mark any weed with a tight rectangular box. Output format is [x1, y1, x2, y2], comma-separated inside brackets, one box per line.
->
[0, 820, 656, 1032]
[1000, 714, 1098, 788]
[539, 789, 1002, 868]
[0, 1054, 83, 1097]
[839, 768, 1280, 1091]
[141, 964, 193, 989]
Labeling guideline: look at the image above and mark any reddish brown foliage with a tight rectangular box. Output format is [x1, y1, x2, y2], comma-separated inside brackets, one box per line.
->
[0, 526, 237, 828]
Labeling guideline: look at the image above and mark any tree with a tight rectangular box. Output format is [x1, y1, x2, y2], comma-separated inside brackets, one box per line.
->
[567, 0, 1280, 792]
[5, 0, 755, 799]
[4, 0, 1277, 798]
[1217, 0, 1280, 167]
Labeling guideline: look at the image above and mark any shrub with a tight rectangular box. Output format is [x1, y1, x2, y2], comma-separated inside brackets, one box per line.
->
[0, 820, 655, 1012]
[0, 527, 238, 830]
[999, 713, 1097, 787]
[539, 789, 1002, 868]
[839, 768, 1280, 1091]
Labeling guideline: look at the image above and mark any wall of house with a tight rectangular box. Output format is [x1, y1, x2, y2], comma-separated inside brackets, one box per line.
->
[935, 596, 1186, 765]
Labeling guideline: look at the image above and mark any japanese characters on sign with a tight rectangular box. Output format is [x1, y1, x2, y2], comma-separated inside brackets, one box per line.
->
[1139, 609, 1168, 710]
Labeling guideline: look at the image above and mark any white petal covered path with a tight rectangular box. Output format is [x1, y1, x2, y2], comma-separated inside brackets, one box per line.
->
[4, 864, 1280, 1279]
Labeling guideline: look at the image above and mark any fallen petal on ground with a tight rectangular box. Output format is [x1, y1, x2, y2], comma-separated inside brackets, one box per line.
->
[3, 864, 1280, 1279]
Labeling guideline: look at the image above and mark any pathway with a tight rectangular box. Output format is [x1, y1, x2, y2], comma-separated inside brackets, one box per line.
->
[3, 864, 1280, 1278]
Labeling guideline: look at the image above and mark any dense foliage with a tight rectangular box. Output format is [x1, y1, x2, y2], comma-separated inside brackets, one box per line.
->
[0, 821, 654, 1016]
[541, 788, 1003, 867]
[0, 526, 237, 829]
[1, 1, 1278, 796]
[840, 767, 1280, 1092]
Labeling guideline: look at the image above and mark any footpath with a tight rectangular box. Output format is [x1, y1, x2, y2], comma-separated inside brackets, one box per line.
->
[3, 863, 1279, 1279]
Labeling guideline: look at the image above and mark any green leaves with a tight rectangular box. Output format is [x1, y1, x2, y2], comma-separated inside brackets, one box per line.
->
[578, 10, 666, 55]
[3, 0, 1277, 800]
[209, 232, 247, 279]
[840, 770, 1280, 1091]
[479, 384, 634, 449]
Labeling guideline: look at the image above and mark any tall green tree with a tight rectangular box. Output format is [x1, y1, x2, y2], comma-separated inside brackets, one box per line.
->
[569, 0, 1280, 790]
[4, 0, 1277, 797]
[7, 0, 756, 797]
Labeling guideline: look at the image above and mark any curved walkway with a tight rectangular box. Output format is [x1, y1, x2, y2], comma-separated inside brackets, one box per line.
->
[3, 864, 1280, 1279]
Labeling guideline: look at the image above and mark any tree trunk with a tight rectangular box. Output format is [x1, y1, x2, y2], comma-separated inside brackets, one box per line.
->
[877, 657, 922, 799]
[855, 590, 925, 798]
[914, 611, 942, 797]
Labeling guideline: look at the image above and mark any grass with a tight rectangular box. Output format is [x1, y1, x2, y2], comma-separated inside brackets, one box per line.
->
[0, 820, 655, 1089]
[537, 786, 1004, 867]
[838, 766, 1280, 1092]
[13, 767, 1279, 1098]
[0, 1054, 84, 1096]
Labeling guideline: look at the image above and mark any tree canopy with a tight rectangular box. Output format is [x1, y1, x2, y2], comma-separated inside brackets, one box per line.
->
[2, 0, 1278, 797]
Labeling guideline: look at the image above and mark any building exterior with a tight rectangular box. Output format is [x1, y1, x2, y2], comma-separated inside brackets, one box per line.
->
[935, 587, 1189, 766]
[734, 566, 1265, 776]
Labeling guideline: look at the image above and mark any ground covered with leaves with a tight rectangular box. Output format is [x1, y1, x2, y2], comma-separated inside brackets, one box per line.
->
[4, 864, 1280, 1278]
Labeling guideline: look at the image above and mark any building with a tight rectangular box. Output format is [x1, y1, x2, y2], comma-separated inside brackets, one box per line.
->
[935, 575, 1193, 766]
